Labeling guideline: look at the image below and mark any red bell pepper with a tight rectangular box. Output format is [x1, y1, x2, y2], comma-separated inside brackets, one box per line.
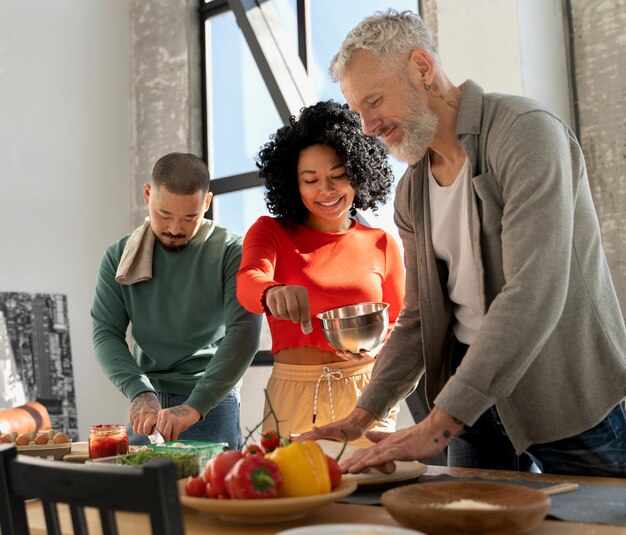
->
[225, 456, 283, 499]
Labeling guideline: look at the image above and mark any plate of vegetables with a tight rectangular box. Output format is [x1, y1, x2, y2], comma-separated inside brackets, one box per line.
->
[178, 478, 357, 522]
[178, 440, 357, 522]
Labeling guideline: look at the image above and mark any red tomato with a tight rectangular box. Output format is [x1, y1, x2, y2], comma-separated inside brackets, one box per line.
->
[204, 450, 244, 498]
[185, 475, 206, 497]
[326, 455, 342, 490]
[205, 481, 219, 499]
[242, 443, 264, 456]
[260, 430, 279, 452]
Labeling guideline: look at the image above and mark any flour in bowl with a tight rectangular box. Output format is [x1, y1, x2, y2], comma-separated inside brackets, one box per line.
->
[431, 499, 505, 510]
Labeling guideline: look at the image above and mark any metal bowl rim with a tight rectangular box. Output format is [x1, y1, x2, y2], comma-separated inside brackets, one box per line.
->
[316, 302, 390, 321]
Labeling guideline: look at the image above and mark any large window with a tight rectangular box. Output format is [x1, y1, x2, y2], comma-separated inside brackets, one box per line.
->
[200, 0, 419, 355]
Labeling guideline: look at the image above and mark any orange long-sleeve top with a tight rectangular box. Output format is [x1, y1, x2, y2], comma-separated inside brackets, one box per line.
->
[236, 216, 405, 355]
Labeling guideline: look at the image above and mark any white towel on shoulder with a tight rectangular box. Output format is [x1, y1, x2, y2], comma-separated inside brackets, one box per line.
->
[115, 218, 155, 285]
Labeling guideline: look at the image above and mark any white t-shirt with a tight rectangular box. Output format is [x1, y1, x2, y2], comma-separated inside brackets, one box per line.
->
[428, 158, 483, 344]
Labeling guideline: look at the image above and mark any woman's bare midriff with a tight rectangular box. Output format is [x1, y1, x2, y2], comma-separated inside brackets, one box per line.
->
[274, 346, 366, 365]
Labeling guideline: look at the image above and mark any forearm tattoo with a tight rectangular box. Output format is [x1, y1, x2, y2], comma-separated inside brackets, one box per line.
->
[130, 392, 159, 419]
[433, 419, 466, 445]
[169, 406, 192, 417]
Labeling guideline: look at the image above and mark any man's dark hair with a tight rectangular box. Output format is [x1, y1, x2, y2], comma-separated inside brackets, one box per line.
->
[256, 100, 394, 223]
[151, 152, 210, 194]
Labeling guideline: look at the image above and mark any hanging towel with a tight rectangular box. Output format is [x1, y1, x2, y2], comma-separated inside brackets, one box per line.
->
[115, 218, 155, 285]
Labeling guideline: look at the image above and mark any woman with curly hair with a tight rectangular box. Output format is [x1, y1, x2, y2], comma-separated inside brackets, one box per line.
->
[237, 100, 405, 441]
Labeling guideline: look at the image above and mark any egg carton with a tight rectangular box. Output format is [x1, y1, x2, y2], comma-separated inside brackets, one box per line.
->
[16, 442, 72, 460]
[1, 430, 72, 461]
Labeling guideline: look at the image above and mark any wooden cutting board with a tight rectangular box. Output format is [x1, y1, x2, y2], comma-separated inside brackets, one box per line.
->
[317, 439, 427, 486]
[63, 441, 89, 462]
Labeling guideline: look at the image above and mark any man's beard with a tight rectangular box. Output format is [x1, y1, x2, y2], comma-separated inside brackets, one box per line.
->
[161, 242, 189, 252]
[159, 232, 189, 251]
[387, 86, 439, 165]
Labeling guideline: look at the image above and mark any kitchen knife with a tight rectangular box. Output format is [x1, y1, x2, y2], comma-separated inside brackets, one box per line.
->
[148, 427, 165, 445]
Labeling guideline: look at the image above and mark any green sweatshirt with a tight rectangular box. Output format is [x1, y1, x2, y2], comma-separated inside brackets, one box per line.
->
[91, 220, 261, 416]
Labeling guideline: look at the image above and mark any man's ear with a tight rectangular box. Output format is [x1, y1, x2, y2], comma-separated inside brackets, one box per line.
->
[143, 183, 151, 206]
[408, 48, 435, 86]
[204, 191, 213, 213]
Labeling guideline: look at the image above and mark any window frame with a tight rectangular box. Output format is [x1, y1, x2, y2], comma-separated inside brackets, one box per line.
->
[199, 0, 313, 214]
[199, 0, 315, 364]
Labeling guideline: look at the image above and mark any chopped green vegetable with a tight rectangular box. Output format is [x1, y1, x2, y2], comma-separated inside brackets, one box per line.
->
[115, 449, 200, 478]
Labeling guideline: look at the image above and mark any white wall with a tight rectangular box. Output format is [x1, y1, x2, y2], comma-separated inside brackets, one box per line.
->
[437, 0, 524, 94]
[517, 0, 572, 127]
[435, 0, 571, 125]
[0, 2, 132, 439]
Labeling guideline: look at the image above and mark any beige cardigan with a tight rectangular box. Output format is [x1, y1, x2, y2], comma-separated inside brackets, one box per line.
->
[359, 80, 626, 453]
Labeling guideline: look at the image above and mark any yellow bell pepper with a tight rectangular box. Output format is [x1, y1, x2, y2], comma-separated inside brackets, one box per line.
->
[266, 440, 331, 497]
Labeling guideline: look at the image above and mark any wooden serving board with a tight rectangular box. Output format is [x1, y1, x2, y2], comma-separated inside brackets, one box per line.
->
[317, 440, 427, 487]
[16, 443, 72, 460]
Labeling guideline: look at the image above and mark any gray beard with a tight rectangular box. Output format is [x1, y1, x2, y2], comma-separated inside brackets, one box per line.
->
[388, 105, 439, 165]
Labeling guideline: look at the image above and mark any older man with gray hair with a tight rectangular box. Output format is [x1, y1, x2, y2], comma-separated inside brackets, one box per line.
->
[302, 10, 626, 478]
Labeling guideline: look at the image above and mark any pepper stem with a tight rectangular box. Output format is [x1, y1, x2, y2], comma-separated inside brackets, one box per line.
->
[252, 467, 277, 492]
[335, 429, 349, 462]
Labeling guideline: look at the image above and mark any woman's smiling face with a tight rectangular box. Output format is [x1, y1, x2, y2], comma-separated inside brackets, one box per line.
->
[297, 144, 356, 233]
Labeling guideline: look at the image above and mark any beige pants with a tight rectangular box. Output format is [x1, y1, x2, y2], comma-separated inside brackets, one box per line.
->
[263, 360, 399, 444]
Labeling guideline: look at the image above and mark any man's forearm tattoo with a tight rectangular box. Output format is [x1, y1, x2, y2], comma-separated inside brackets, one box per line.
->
[433, 429, 453, 445]
[169, 406, 192, 417]
[433, 419, 466, 445]
[130, 392, 159, 418]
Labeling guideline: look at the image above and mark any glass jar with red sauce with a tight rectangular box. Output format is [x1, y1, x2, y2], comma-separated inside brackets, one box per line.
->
[88, 424, 129, 459]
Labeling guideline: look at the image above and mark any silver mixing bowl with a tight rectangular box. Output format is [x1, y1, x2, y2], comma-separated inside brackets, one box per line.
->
[317, 302, 389, 353]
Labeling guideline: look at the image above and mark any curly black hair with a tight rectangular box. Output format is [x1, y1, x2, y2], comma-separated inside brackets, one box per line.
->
[256, 100, 394, 223]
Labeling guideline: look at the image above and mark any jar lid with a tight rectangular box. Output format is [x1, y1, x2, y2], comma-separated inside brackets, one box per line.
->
[90, 424, 126, 432]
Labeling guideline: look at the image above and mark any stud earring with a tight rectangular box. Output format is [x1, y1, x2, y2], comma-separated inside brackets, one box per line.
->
[423, 81, 431, 91]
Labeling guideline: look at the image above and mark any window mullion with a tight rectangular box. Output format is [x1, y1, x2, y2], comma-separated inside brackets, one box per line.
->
[226, 0, 317, 122]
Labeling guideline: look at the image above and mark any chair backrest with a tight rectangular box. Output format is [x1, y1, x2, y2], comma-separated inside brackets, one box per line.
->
[0, 444, 186, 535]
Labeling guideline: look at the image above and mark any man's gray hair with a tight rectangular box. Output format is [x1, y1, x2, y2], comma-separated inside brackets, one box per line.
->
[329, 9, 440, 81]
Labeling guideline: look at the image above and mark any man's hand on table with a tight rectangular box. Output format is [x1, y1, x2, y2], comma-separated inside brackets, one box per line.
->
[341, 405, 465, 473]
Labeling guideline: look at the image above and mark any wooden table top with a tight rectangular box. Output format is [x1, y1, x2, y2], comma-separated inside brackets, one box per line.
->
[25, 464, 625, 534]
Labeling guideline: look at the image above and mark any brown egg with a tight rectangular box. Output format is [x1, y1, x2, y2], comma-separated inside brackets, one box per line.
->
[35, 432, 50, 445]
[52, 432, 70, 444]
[0, 434, 13, 444]
[15, 433, 31, 446]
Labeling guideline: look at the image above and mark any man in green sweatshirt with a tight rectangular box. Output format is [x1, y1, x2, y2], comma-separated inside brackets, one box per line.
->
[91, 152, 261, 449]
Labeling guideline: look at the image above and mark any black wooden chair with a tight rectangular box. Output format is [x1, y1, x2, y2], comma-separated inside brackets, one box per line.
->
[0, 444, 185, 535]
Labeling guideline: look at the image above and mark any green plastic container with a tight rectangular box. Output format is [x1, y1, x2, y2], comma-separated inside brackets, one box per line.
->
[148, 440, 228, 471]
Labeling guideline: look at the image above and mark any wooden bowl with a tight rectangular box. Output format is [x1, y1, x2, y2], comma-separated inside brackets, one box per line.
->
[381, 481, 551, 535]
